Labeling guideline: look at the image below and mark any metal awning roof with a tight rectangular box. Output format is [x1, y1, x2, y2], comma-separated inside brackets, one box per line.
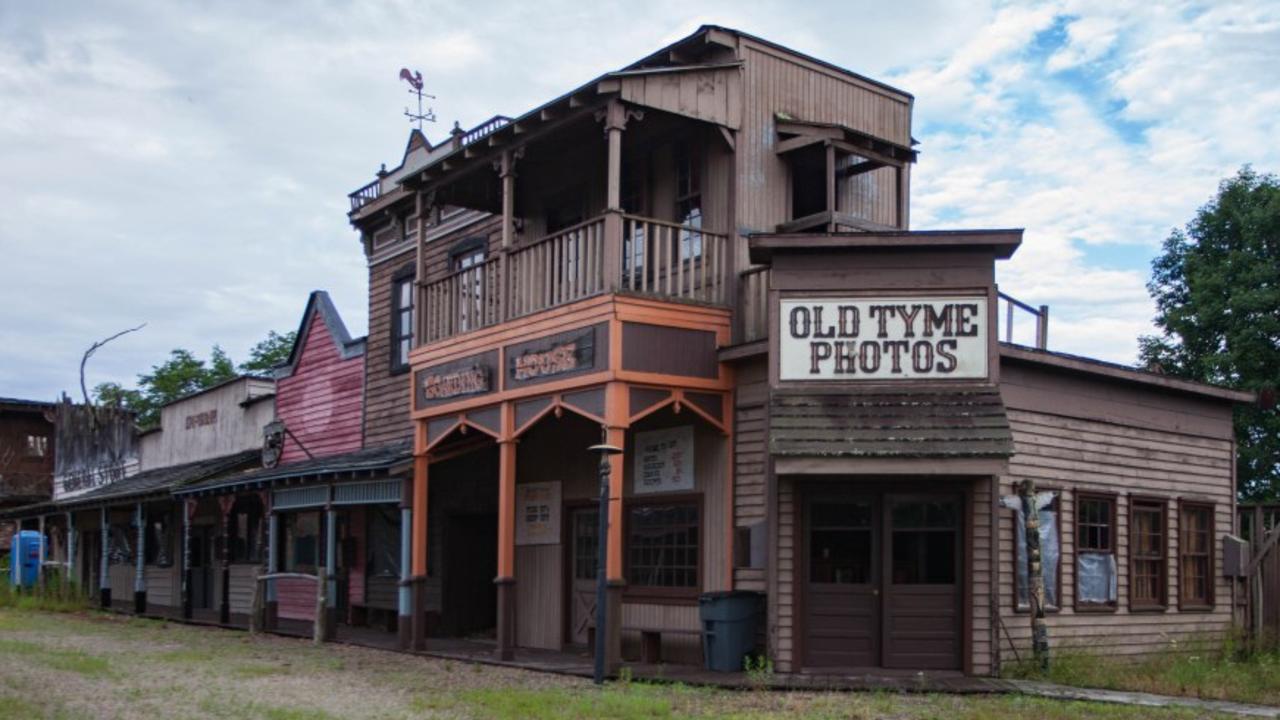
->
[175, 442, 412, 498]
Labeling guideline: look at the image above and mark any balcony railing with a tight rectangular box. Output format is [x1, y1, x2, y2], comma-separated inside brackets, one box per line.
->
[349, 179, 381, 211]
[420, 212, 729, 344]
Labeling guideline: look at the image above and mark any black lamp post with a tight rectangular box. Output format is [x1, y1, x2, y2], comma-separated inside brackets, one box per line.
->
[588, 439, 622, 685]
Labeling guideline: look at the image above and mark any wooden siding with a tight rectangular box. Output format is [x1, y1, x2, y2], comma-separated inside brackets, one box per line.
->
[277, 309, 363, 464]
[277, 575, 317, 621]
[109, 564, 133, 598]
[137, 378, 274, 471]
[516, 544, 562, 650]
[775, 476, 796, 672]
[972, 477, 994, 675]
[996, 406, 1235, 665]
[144, 565, 177, 607]
[733, 359, 768, 593]
[348, 506, 366, 608]
[228, 564, 258, 615]
[612, 66, 742, 130]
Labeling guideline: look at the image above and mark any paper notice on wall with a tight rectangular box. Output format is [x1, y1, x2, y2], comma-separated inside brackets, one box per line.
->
[633, 426, 695, 495]
[515, 481, 561, 546]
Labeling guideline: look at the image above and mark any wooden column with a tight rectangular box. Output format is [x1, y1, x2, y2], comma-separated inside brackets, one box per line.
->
[99, 507, 111, 608]
[181, 499, 194, 620]
[324, 504, 338, 640]
[398, 477, 413, 649]
[897, 164, 910, 229]
[266, 510, 279, 630]
[601, 100, 628, 293]
[65, 511, 75, 592]
[218, 496, 233, 625]
[36, 514, 45, 592]
[495, 401, 518, 661]
[134, 502, 147, 615]
[603, 381, 629, 673]
[825, 143, 837, 231]
[410, 453, 429, 651]
[497, 149, 521, 322]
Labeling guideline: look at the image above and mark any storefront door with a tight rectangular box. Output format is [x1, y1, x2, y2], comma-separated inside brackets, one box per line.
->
[566, 507, 598, 646]
[802, 491, 962, 671]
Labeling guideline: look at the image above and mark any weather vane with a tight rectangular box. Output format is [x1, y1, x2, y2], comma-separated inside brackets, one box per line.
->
[399, 68, 436, 131]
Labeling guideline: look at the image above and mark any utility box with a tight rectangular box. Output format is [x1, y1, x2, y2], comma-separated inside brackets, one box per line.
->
[1222, 534, 1249, 578]
[10, 530, 43, 588]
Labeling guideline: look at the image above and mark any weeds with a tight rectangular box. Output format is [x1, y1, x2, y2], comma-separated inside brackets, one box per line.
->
[743, 652, 774, 690]
[0, 575, 90, 614]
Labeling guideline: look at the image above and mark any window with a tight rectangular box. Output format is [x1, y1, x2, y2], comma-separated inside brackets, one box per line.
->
[573, 509, 599, 581]
[1179, 502, 1214, 609]
[1001, 491, 1060, 611]
[283, 512, 322, 572]
[450, 241, 487, 333]
[24, 435, 47, 458]
[227, 497, 264, 564]
[390, 266, 415, 373]
[1129, 498, 1167, 610]
[145, 509, 174, 567]
[809, 501, 873, 584]
[1075, 493, 1118, 608]
[890, 499, 958, 584]
[674, 143, 702, 260]
[627, 502, 699, 597]
[108, 525, 133, 565]
[367, 505, 401, 578]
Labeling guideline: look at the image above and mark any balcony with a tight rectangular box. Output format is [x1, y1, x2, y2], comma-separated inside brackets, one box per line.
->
[419, 213, 729, 344]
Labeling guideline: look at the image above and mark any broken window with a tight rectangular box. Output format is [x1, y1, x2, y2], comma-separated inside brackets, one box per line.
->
[1000, 491, 1059, 610]
[1076, 494, 1118, 607]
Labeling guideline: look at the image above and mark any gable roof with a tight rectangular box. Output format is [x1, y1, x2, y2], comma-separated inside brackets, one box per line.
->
[274, 291, 366, 380]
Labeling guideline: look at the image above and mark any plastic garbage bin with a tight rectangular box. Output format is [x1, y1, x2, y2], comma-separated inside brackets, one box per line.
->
[699, 590, 764, 672]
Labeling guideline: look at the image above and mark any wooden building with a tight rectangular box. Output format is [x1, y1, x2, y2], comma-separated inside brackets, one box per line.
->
[0, 398, 55, 556]
[345, 25, 1253, 675]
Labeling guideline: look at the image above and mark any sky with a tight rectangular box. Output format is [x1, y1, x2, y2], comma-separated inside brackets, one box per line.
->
[1, 0, 1278, 400]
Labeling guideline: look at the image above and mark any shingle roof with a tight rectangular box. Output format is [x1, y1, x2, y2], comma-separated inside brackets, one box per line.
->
[62, 450, 262, 507]
[175, 442, 412, 497]
[769, 388, 1014, 459]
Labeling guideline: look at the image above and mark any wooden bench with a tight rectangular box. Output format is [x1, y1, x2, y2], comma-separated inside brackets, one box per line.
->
[590, 624, 702, 664]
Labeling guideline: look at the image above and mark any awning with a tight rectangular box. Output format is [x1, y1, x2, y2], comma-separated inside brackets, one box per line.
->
[175, 442, 412, 498]
[769, 388, 1013, 475]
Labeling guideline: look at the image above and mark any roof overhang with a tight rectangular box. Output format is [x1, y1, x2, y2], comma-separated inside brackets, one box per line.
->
[748, 229, 1024, 264]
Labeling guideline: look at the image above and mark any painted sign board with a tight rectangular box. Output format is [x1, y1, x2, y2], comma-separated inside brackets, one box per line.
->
[515, 481, 561, 545]
[633, 426, 695, 495]
[779, 296, 988, 381]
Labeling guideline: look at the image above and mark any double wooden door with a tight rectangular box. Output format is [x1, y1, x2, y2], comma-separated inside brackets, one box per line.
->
[802, 492, 962, 670]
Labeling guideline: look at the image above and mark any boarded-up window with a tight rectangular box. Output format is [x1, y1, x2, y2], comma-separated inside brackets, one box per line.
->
[1000, 492, 1060, 610]
[1130, 499, 1167, 610]
[1075, 493, 1117, 607]
[1179, 503, 1214, 609]
[627, 502, 699, 596]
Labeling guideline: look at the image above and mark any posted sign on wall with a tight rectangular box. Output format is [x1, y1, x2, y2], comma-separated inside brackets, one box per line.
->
[779, 297, 988, 381]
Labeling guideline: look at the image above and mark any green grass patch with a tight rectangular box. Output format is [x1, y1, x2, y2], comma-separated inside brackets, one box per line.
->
[0, 577, 91, 614]
[0, 639, 114, 679]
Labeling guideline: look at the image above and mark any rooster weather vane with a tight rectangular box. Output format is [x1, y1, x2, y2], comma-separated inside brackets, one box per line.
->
[399, 68, 436, 131]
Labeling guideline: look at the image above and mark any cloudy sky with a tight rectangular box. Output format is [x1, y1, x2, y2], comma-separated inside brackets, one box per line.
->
[2, 0, 1277, 400]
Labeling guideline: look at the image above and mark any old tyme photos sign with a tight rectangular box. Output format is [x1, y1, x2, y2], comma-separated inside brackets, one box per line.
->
[779, 297, 989, 381]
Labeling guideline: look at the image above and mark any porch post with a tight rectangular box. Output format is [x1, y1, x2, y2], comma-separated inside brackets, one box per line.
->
[266, 510, 279, 630]
[398, 478, 413, 649]
[181, 499, 193, 620]
[410, 453, 429, 651]
[325, 503, 338, 640]
[603, 381, 629, 673]
[36, 514, 45, 592]
[99, 507, 110, 608]
[218, 497, 232, 625]
[497, 149, 519, 321]
[495, 401, 518, 661]
[134, 502, 146, 614]
[602, 99, 627, 292]
[65, 511, 75, 592]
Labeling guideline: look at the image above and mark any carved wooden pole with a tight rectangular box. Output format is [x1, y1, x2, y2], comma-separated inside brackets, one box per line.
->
[1020, 479, 1049, 670]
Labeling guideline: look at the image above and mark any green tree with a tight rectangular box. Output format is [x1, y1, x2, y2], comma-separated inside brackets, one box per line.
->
[1139, 166, 1280, 500]
[239, 330, 297, 374]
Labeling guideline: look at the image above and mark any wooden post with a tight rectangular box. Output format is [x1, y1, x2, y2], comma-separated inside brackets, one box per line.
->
[601, 100, 627, 293]
[411, 453, 429, 651]
[134, 502, 146, 615]
[65, 511, 76, 593]
[218, 496, 233, 625]
[495, 401, 518, 661]
[99, 507, 111, 608]
[1036, 305, 1050, 349]
[314, 567, 327, 646]
[603, 381, 629, 673]
[398, 478, 413, 650]
[36, 514, 45, 593]
[825, 143, 836, 231]
[181, 499, 193, 620]
[266, 511, 279, 630]
[249, 567, 264, 634]
[325, 505, 338, 641]
[1020, 479, 1049, 670]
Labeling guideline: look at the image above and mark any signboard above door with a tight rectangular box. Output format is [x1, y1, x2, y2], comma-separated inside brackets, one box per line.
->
[779, 297, 988, 381]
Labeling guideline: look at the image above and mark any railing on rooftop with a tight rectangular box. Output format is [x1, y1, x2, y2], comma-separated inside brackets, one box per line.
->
[997, 291, 1049, 350]
[420, 212, 729, 344]
[348, 180, 382, 212]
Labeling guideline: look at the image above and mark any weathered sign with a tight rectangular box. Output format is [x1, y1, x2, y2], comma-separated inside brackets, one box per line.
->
[633, 426, 695, 494]
[185, 409, 218, 430]
[510, 330, 593, 382]
[779, 297, 988, 381]
[515, 481, 561, 545]
[421, 365, 489, 401]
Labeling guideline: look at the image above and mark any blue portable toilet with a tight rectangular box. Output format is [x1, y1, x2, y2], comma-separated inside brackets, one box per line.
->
[10, 530, 43, 588]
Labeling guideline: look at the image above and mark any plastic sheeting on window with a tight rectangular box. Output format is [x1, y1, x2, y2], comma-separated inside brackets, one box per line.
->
[1000, 492, 1059, 609]
[1077, 551, 1118, 604]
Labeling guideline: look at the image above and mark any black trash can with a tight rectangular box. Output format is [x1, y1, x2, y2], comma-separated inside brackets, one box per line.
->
[699, 590, 764, 672]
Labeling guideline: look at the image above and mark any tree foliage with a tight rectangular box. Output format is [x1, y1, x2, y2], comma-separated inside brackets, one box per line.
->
[92, 330, 296, 429]
[1139, 166, 1280, 500]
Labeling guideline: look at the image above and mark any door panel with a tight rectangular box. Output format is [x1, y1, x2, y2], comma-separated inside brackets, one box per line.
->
[883, 495, 961, 670]
[567, 508, 598, 645]
[802, 498, 878, 669]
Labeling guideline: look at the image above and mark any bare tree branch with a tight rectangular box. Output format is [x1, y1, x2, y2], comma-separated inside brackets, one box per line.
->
[80, 323, 146, 408]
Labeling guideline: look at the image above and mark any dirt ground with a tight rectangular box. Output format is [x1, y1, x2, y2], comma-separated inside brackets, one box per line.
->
[0, 609, 1236, 719]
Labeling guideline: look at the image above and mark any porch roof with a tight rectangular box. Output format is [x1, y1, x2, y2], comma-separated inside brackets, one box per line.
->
[173, 442, 411, 498]
[769, 387, 1014, 461]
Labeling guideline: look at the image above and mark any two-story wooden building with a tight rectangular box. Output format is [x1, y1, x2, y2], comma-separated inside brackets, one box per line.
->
[0, 398, 55, 558]
[346, 25, 1252, 676]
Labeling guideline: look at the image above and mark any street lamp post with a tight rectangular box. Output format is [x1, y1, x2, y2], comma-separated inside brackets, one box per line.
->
[588, 439, 622, 685]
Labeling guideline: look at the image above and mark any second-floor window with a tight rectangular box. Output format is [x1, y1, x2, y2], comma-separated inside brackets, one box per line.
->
[24, 434, 47, 458]
[675, 142, 702, 260]
[390, 266, 415, 373]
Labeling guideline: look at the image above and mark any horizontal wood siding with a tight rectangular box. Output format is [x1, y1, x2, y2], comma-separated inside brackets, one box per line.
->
[734, 359, 768, 592]
[277, 309, 363, 464]
[144, 566, 176, 607]
[972, 477, 994, 675]
[228, 564, 259, 616]
[775, 476, 796, 672]
[109, 565, 133, 597]
[277, 576, 317, 622]
[997, 407, 1235, 665]
[365, 576, 398, 611]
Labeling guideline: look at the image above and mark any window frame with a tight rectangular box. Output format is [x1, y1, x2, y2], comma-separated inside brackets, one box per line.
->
[226, 496, 265, 565]
[281, 510, 323, 574]
[1128, 495, 1168, 612]
[623, 494, 703, 604]
[1177, 500, 1215, 611]
[1073, 490, 1119, 612]
[388, 263, 416, 375]
[1010, 487, 1062, 614]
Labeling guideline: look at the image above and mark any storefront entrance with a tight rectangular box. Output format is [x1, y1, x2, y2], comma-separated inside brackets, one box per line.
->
[801, 491, 962, 671]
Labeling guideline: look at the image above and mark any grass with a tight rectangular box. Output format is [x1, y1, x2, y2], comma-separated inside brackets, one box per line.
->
[1005, 633, 1280, 706]
[0, 576, 91, 614]
[0, 606, 1250, 719]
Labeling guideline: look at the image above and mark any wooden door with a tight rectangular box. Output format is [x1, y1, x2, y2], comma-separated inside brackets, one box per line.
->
[802, 497, 879, 669]
[566, 508, 599, 646]
[190, 527, 212, 610]
[882, 495, 962, 670]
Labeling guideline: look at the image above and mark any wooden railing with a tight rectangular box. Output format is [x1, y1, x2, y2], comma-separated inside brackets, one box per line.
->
[739, 267, 770, 343]
[418, 213, 731, 344]
[461, 115, 512, 146]
[421, 258, 502, 343]
[621, 216, 728, 303]
[998, 291, 1049, 349]
[348, 180, 381, 211]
